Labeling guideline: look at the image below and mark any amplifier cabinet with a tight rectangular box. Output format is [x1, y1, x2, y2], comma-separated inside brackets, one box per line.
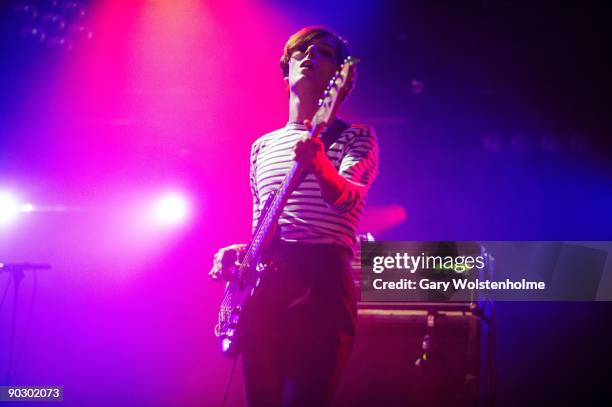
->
[335, 302, 495, 407]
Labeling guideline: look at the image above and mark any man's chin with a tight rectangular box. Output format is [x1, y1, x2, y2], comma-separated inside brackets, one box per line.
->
[293, 76, 327, 94]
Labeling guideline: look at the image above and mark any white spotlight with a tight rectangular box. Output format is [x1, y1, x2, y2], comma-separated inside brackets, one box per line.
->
[153, 193, 189, 225]
[20, 203, 35, 213]
[0, 192, 19, 225]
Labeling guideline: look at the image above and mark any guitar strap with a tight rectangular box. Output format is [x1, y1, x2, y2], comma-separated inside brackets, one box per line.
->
[295, 118, 351, 186]
[320, 118, 351, 152]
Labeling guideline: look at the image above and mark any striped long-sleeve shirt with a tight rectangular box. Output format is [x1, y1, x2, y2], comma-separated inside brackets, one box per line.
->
[250, 121, 379, 253]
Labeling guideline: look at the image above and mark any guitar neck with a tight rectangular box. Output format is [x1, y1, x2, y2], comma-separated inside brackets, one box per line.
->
[241, 161, 306, 269]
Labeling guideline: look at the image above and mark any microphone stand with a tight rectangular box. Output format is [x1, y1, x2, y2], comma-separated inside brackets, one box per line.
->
[0, 263, 51, 384]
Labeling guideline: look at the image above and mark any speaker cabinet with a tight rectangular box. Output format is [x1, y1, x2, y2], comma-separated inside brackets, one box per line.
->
[335, 303, 494, 407]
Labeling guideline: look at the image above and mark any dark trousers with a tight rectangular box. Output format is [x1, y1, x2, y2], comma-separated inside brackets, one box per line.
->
[241, 242, 357, 407]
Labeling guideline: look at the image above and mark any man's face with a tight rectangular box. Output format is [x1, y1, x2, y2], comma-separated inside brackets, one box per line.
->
[286, 35, 339, 96]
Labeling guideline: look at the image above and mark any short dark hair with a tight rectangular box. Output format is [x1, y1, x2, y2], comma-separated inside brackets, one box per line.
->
[280, 26, 355, 99]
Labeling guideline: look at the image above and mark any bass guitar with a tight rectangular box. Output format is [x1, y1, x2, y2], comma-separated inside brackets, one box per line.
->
[214, 56, 359, 358]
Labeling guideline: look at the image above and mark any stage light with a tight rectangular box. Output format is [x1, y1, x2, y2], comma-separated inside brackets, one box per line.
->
[14, 0, 92, 51]
[153, 193, 189, 226]
[21, 203, 35, 213]
[0, 192, 20, 225]
[482, 133, 503, 153]
[410, 79, 425, 95]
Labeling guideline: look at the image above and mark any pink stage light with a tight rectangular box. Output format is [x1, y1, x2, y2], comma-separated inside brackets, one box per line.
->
[153, 192, 190, 226]
[0, 191, 20, 225]
[21, 203, 35, 212]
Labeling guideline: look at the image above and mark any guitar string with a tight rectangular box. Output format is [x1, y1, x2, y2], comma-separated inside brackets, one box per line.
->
[219, 165, 296, 312]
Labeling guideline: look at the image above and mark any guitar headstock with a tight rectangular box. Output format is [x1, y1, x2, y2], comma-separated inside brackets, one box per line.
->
[311, 56, 360, 130]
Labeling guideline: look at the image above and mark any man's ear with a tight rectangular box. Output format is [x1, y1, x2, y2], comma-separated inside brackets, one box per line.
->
[283, 76, 289, 95]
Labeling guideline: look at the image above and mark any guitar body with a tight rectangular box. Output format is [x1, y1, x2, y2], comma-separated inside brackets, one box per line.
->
[213, 57, 359, 358]
[215, 259, 274, 358]
[215, 194, 278, 358]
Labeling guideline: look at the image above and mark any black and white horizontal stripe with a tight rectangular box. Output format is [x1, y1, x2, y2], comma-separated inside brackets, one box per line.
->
[250, 121, 379, 253]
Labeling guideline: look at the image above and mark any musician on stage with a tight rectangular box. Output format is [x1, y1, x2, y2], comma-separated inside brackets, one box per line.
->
[210, 26, 379, 407]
